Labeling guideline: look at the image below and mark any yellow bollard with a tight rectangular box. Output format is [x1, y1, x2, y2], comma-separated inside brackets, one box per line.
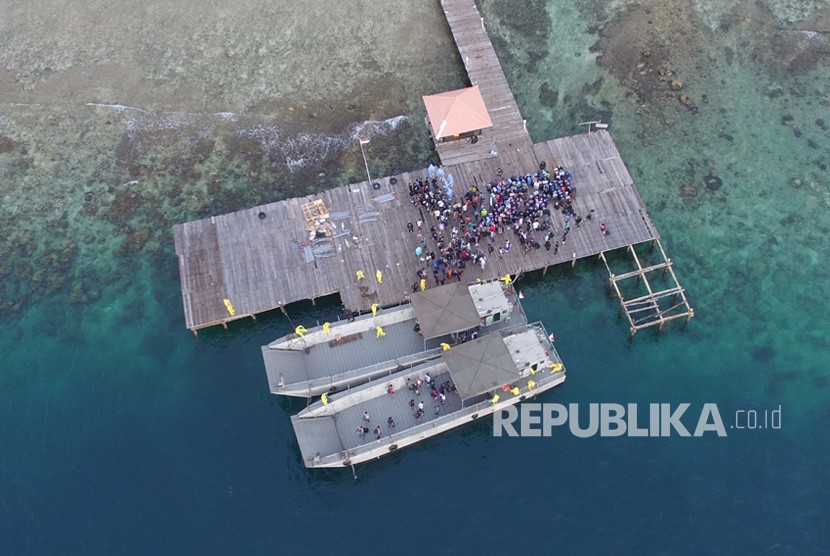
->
[420, 279, 426, 291]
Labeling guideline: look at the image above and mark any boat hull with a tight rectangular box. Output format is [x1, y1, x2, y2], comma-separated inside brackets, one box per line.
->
[296, 373, 565, 468]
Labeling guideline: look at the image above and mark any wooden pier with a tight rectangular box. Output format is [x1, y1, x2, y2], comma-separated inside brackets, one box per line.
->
[434, 0, 531, 166]
[173, 0, 693, 333]
[600, 239, 694, 337]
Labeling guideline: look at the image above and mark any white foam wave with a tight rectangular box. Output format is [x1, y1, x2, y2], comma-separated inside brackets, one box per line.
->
[85, 103, 151, 114]
[351, 114, 408, 140]
[238, 114, 408, 171]
[81, 102, 409, 171]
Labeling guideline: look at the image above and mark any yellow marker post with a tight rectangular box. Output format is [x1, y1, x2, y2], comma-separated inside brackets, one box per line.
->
[376, 269, 383, 284]
[223, 299, 236, 316]
[376, 325, 386, 338]
[371, 303, 380, 317]
[321, 393, 328, 405]
[356, 270, 365, 281]
[323, 322, 331, 337]
[441, 342, 451, 351]
[295, 325, 307, 338]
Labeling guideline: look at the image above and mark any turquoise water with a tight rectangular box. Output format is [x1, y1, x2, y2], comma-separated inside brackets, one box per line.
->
[2, 0, 829, 552]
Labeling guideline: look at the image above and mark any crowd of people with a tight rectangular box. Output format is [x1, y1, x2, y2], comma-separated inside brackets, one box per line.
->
[355, 373, 458, 442]
[407, 161, 596, 289]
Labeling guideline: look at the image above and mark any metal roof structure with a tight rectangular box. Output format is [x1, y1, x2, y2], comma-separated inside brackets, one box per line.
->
[468, 281, 512, 318]
[410, 282, 481, 339]
[442, 333, 521, 399]
[422, 86, 494, 139]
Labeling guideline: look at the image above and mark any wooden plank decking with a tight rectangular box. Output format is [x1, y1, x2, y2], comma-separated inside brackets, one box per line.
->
[174, 130, 658, 330]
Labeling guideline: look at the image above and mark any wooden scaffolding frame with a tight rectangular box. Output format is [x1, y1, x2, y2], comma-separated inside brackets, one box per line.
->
[301, 199, 334, 240]
[599, 238, 694, 337]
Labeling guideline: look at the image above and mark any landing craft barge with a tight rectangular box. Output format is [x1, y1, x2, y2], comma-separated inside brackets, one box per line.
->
[263, 280, 521, 397]
[291, 322, 565, 468]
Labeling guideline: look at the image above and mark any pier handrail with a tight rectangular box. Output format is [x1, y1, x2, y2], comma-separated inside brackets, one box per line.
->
[302, 347, 445, 394]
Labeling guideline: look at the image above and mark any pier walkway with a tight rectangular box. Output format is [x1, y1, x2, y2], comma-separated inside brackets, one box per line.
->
[434, 0, 532, 166]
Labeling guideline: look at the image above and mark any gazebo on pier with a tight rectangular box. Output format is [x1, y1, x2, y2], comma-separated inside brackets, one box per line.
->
[422, 85, 493, 143]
